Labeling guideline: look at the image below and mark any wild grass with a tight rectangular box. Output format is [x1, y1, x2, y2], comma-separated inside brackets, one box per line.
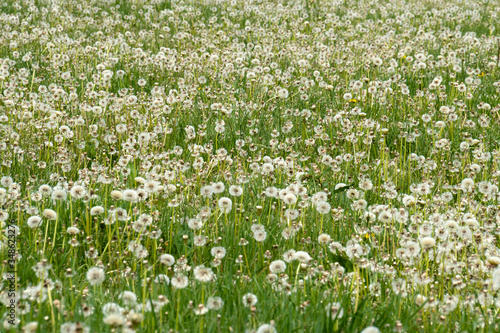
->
[0, 0, 500, 332]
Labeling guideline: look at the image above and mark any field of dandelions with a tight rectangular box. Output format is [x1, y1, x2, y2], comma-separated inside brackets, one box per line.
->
[1, 0, 500, 332]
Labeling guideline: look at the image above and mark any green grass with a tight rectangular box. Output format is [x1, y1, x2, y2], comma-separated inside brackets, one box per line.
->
[1, 0, 500, 332]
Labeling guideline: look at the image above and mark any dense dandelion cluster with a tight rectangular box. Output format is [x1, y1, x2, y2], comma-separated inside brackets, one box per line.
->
[0, 0, 500, 332]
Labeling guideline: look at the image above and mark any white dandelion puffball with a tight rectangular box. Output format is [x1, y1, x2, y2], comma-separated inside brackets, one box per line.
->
[361, 326, 380, 333]
[86, 267, 105, 286]
[269, 260, 287, 274]
[42, 209, 57, 220]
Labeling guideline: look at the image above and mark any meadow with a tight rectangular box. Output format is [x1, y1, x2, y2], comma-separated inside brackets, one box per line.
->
[1, 0, 500, 332]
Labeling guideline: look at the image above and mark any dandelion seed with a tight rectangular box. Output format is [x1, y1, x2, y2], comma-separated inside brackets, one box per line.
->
[262, 163, 275, 174]
[120, 291, 137, 306]
[257, 324, 277, 333]
[206, 296, 224, 311]
[90, 206, 104, 215]
[0, 176, 13, 187]
[171, 275, 189, 289]
[325, 302, 344, 318]
[318, 233, 331, 244]
[372, 57, 383, 66]
[253, 228, 268, 242]
[194, 304, 208, 315]
[38, 184, 52, 196]
[242, 293, 258, 307]
[159, 254, 175, 266]
[415, 294, 427, 306]
[110, 190, 123, 200]
[69, 185, 86, 199]
[42, 209, 57, 220]
[66, 226, 79, 235]
[103, 314, 126, 327]
[86, 267, 105, 286]
[194, 265, 214, 283]
[27, 216, 42, 229]
[492, 269, 500, 290]
[378, 210, 392, 223]
[51, 189, 67, 201]
[211, 247, 227, 259]
[265, 186, 278, 197]
[200, 185, 214, 198]
[361, 326, 380, 333]
[194, 235, 208, 247]
[218, 197, 232, 213]
[460, 178, 474, 192]
[144, 180, 159, 193]
[188, 217, 203, 230]
[316, 201, 331, 214]
[283, 193, 297, 206]
[122, 189, 138, 202]
[294, 251, 312, 263]
[269, 260, 287, 274]
[154, 274, 170, 285]
[229, 185, 243, 196]
[212, 182, 225, 194]
[420, 237, 436, 250]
